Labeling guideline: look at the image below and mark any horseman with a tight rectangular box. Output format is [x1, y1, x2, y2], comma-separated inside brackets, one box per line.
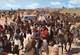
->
[70, 25, 78, 45]
[0, 24, 4, 34]
[67, 30, 74, 43]
[40, 26, 49, 55]
[2, 35, 11, 53]
[11, 28, 21, 55]
[4, 17, 8, 33]
[32, 27, 42, 55]
[58, 28, 64, 41]
[0, 34, 4, 54]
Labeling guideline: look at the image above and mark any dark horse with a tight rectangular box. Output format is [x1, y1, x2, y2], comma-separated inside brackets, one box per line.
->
[59, 29, 74, 54]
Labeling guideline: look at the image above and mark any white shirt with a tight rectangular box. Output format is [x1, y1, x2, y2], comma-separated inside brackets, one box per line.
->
[14, 39, 21, 46]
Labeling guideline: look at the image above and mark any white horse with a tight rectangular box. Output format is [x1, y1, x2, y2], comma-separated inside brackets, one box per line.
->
[23, 33, 34, 55]
[23, 33, 33, 48]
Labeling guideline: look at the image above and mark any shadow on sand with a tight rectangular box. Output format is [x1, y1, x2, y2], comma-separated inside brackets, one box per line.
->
[77, 42, 80, 46]
[66, 48, 80, 55]
[66, 42, 80, 55]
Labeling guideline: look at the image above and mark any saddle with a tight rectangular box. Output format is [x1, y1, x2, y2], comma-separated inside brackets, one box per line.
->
[25, 42, 33, 52]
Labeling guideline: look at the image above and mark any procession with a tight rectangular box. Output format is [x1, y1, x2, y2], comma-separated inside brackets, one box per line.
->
[0, 0, 80, 55]
[0, 8, 80, 55]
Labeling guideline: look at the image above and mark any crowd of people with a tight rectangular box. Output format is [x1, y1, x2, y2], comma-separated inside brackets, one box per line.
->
[0, 10, 80, 55]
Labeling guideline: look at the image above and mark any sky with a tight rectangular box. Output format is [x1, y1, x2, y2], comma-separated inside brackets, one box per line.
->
[0, 0, 80, 9]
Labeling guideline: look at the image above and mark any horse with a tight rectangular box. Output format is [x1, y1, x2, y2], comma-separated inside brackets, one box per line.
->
[23, 33, 35, 55]
[58, 29, 74, 54]
[64, 30, 74, 52]
[57, 28, 65, 54]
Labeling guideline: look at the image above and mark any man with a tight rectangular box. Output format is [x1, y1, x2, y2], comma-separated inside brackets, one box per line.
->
[32, 27, 42, 55]
[40, 26, 49, 55]
[40, 26, 48, 40]
[0, 24, 4, 33]
[0, 36, 4, 54]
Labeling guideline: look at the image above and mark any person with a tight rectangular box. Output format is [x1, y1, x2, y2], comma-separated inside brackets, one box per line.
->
[32, 27, 42, 55]
[3, 35, 11, 53]
[13, 35, 21, 55]
[0, 37, 4, 54]
[40, 26, 49, 40]
[0, 24, 4, 33]
[13, 29, 21, 55]
[50, 44, 59, 55]
[40, 26, 49, 55]
[19, 30, 25, 49]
